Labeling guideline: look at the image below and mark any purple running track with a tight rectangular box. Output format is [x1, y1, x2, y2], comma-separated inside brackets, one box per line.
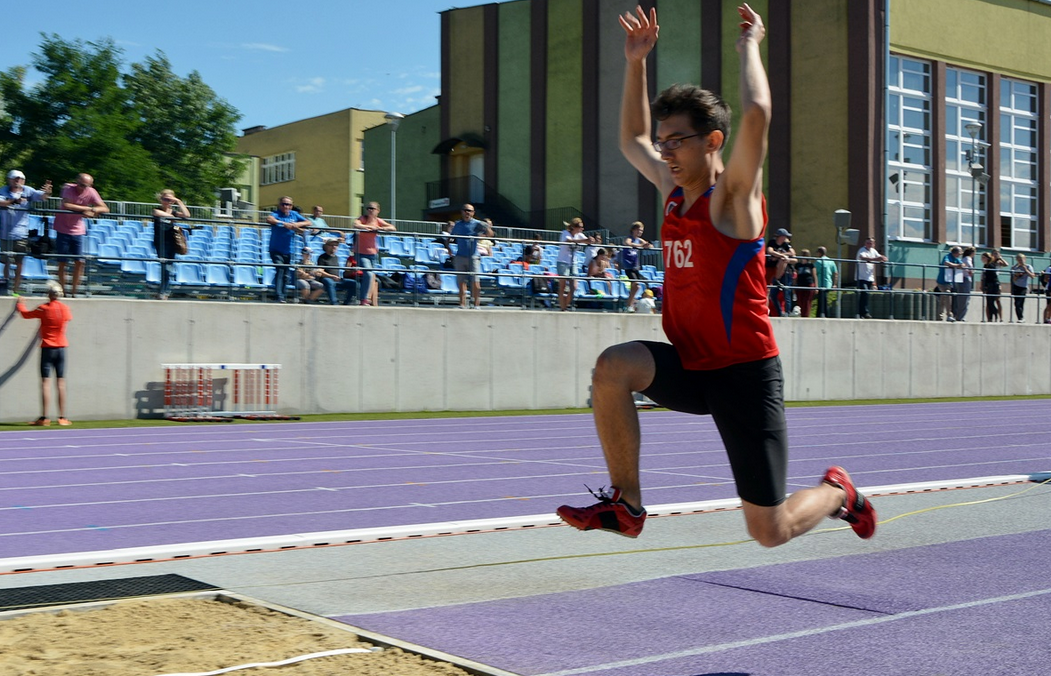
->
[0, 399, 1046, 558]
[336, 530, 1051, 676]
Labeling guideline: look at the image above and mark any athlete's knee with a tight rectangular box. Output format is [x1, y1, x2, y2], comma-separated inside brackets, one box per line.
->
[743, 507, 792, 548]
[593, 342, 653, 390]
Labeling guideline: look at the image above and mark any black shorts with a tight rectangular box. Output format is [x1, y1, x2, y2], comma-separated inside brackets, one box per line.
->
[638, 341, 788, 507]
[624, 269, 644, 281]
[40, 347, 66, 379]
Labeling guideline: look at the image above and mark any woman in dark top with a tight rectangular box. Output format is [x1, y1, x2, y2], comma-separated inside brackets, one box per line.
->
[152, 189, 190, 300]
[794, 249, 816, 317]
[981, 250, 1007, 322]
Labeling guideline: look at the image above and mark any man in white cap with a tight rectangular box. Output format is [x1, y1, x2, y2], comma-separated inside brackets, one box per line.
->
[0, 170, 52, 294]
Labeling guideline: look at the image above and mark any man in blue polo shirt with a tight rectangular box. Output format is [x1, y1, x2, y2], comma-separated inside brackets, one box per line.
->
[450, 204, 493, 308]
[266, 197, 310, 303]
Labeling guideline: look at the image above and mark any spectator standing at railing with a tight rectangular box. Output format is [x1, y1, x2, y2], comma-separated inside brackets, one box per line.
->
[353, 201, 395, 306]
[556, 217, 593, 311]
[152, 189, 191, 301]
[765, 228, 795, 316]
[54, 173, 108, 298]
[794, 249, 816, 317]
[954, 246, 976, 322]
[981, 250, 1006, 322]
[17, 281, 72, 427]
[936, 246, 962, 322]
[813, 246, 837, 318]
[855, 237, 887, 319]
[1010, 253, 1035, 322]
[266, 196, 310, 303]
[315, 238, 344, 305]
[1, 170, 52, 295]
[620, 221, 653, 311]
[451, 203, 493, 309]
[1042, 263, 1051, 325]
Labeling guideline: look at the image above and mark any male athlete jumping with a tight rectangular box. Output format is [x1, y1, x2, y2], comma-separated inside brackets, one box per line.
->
[557, 4, 876, 546]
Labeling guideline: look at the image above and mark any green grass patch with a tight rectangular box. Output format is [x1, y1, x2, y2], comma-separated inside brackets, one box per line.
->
[2, 394, 1049, 431]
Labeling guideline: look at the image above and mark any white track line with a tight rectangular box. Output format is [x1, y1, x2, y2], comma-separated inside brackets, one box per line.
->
[533, 585, 1051, 676]
[0, 474, 1029, 574]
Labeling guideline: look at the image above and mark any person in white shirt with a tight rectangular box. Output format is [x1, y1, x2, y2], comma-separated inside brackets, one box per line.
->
[634, 288, 657, 314]
[556, 218, 594, 311]
[855, 237, 887, 319]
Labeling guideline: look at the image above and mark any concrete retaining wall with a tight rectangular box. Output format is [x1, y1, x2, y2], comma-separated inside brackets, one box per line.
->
[0, 297, 1047, 422]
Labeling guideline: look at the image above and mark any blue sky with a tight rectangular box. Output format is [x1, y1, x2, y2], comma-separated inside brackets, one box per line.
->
[0, 0, 482, 132]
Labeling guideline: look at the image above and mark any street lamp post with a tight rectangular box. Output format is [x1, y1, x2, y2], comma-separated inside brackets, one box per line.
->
[385, 112, 404, 224]
[964, 121, 987, 247]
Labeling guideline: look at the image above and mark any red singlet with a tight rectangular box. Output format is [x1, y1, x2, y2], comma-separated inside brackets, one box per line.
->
[660, 186, 778, 370]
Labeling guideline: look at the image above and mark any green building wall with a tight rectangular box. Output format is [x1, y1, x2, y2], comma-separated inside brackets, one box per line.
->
[496, 0, 533, 210]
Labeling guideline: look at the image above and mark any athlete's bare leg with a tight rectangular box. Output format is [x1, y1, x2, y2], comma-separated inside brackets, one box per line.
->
[591, 342, 656, 511]
[742, 484, 844, 548]
[40, 377, 51, 420]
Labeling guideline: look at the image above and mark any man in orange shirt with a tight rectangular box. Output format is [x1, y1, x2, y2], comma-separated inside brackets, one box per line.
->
[17, 281, 73, 426]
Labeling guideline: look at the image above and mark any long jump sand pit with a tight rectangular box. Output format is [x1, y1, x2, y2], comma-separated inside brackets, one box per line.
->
[0, 593, 476, 676]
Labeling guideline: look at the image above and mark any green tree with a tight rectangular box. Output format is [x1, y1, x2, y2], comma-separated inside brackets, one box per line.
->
[125, 53, 243, 205]
[0, 35, 160, 201]
[0, 35, 241, 205]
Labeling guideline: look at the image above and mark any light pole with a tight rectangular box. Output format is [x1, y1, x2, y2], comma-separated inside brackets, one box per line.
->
[384, 112, 404, 224]
[964, 121, 989, 247]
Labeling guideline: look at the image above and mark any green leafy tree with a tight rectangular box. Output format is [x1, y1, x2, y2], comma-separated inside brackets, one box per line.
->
[125, 53, 243, 204]
[0, 35, 241, 205]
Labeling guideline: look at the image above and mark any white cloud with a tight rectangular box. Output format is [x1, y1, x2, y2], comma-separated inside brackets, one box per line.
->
[393, 85, 424, 96]
[241, 43, 290, 53]
[295, 77, 326, 94]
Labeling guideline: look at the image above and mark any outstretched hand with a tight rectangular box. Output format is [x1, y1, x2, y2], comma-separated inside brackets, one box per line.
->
[620, 5, 658, 62]
[736, 3, 766, 49]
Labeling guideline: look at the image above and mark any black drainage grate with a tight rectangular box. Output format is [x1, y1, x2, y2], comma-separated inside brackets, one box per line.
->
[0, 574, 219, 613]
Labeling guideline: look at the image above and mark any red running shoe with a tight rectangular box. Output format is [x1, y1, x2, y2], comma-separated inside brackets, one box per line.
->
[822, 466, 877, 539]
[556, 486, 646, 538]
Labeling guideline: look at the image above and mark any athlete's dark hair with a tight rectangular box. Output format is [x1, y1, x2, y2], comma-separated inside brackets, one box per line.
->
[651, 84, 731, 149]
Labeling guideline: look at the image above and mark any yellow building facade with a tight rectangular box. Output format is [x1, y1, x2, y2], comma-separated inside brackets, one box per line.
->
[234, 108, 388, 216]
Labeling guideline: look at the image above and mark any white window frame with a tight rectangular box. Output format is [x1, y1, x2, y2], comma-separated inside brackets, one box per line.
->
[998, 78, 1038, 251]
[261, 152, 296, 186]
[886, 56, 932, 242]
[944, 67, 987, 247]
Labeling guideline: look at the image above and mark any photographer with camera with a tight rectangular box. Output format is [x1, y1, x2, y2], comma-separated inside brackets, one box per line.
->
[0, 169, 52, 295]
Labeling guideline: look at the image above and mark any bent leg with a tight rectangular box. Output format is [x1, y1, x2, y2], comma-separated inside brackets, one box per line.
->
[742, 484, 843, 548]
[591, 342, 656, 510]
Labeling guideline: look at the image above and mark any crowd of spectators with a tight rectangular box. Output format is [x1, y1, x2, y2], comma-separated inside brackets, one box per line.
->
[5, 169, 1051, 321]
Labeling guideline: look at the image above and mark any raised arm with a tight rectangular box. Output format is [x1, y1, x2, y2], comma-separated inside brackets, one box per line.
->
[618, 6, 673, 195]
[709, 4, 770, 240]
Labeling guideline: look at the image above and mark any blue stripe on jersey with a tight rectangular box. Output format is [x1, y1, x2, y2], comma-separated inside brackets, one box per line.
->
[720, 238, 765, 342]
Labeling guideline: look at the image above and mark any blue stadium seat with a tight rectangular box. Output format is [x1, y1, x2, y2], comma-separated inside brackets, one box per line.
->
[120, 258, 147, 278]
[204, 264, 232, 289]
[233, 265, 265, 288]
[97, 243, 124, 266]
[145, 262, 161, 285]
[173, 263, 205, 286]
[21, 256, 49, 280]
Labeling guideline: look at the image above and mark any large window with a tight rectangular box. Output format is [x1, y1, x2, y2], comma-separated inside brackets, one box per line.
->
[944, 68, 987, 246]
[886, 57, 932, 241]
[999, 79, 1038, 250]
[261, 152, 296, 186]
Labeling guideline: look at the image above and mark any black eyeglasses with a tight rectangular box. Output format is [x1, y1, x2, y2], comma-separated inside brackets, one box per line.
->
[652, 133, 701, 153]
[462, 209, 475, 213]
[280, 202, 293, 207]
[367, 206, 378, 211]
